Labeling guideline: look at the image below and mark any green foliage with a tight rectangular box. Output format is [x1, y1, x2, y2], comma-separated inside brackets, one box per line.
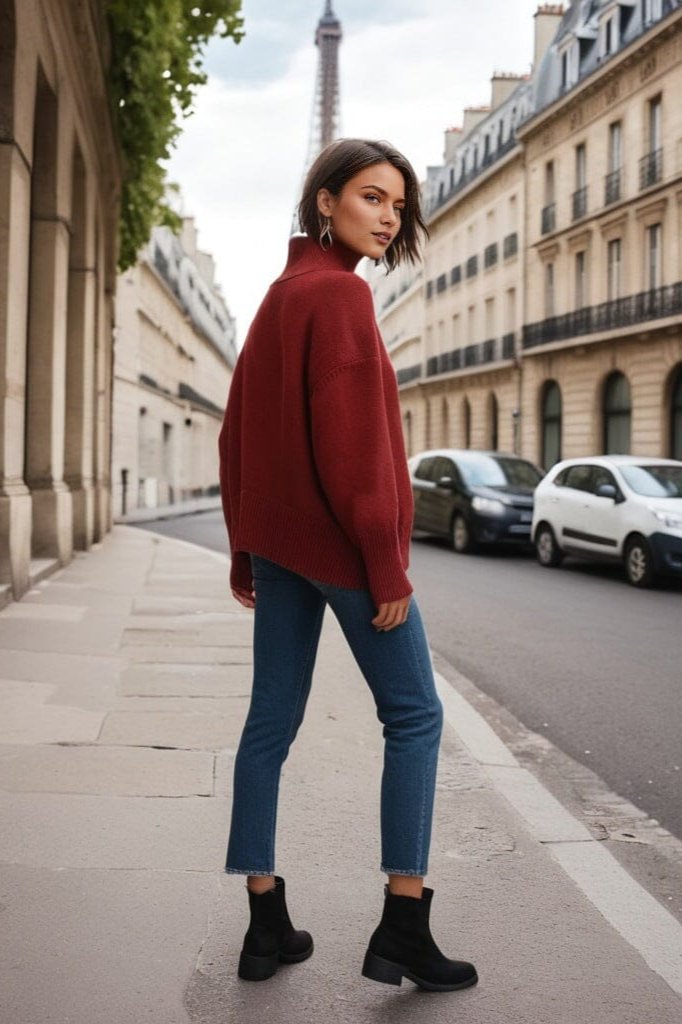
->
[106, 0, 244, 270]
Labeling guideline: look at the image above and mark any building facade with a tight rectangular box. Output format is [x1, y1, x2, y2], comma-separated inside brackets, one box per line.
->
[112, 219, 237, 517]
[372, 0, 682, 472]
[0, 0, 121, 606]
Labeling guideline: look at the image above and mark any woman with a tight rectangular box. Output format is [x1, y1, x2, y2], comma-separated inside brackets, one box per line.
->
[218, 138, 478, 993]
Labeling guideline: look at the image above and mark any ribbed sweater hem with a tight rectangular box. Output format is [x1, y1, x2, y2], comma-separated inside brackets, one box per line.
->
[233, 489, 411, 605]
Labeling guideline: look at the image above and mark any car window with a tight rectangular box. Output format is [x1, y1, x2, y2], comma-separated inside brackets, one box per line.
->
[553, 467, 569, 486]
[619, 464, 682, 498]
[590, 467, 618, 494]
[414, 457, 437, 482]
[432, 457, 454, 482]
[563, 465, 594, 492]
[456, 454, 542, 489]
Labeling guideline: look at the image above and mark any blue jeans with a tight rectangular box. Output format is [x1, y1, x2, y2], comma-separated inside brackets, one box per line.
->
[225, 554, 444, 877]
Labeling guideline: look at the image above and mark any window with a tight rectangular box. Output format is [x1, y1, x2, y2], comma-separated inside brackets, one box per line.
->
[575, 251, 587, 309]
[545, 263, 555, 317]
[485, 297, 496, 339]
[541, 382, 562, 470]
[575, 144, 587, 190]
[462, 397, 471, 449]
[563, 464, 594, 492]
[601, 14, 618, 58]
[607, 239, 622, 301]
[414, 456, 437, 482]
[671, 366, 682, 460]
[649, 95, 662, 153]
[561, 50, 569, 90]
[452, 313, 460, 346]
[545, 161, 555, 204]
[467, 305, 476, 342]
[506, 287, 517, 332]
[606, 121, 622, 204]
[647, 223, 662, 290]
[603, 372, 631, 454]
[609, 121, 622, 172]
[643, 0, 662, 25]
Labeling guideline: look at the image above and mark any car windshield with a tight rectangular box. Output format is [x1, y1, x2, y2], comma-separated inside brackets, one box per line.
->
[619, 464, 682, 498]
[457, 455, 542, 489]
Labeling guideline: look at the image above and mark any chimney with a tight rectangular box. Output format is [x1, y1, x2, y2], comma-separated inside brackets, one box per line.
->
[444, 126, 462, 163]
[490, 72, 528, 110]
[533, 4, 565, 70]
[462, 106, 490, 138]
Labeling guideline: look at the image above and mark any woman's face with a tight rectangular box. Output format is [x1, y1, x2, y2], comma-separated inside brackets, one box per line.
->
[316, 161, 406, 261]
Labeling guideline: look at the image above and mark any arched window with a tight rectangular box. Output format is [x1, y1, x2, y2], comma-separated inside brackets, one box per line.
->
[603, 371, 631, 454]
[487, 392, 499, 450]
[462, 397, 471, 448]
[541, 381, 562, 469]
[670, 365, 682, 460]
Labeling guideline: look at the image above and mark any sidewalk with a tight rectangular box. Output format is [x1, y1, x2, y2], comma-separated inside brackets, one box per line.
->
[0, 525, 681, 1024]
[115, 494, 222, 524]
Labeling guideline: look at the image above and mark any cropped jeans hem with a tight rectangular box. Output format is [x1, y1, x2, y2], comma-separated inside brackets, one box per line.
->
[225, 867, 274, 876]
[381, 865, 428, 876]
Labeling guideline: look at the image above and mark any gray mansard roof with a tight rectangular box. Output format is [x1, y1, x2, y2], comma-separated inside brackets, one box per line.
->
[425, 0, 680, 218]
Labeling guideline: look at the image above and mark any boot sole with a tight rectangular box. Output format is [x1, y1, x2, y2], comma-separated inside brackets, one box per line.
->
[239, 941, 314, 981]
[362, 949, 478, 992]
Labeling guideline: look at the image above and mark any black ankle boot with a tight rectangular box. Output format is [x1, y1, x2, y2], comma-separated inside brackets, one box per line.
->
[362, 885, 478, 992]
[238, 876, 314, 982]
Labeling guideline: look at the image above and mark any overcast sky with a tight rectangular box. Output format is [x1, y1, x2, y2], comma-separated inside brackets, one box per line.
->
[167, 0, 544, 348]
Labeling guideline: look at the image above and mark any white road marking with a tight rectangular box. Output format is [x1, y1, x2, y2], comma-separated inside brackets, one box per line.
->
[434, 670, 682, 996]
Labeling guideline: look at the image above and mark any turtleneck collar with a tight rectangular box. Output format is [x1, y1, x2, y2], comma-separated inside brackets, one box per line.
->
[276, 233, 364, 282]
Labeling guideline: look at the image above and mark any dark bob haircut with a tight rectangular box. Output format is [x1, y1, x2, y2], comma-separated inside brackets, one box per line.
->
[297, 138, 429, 272]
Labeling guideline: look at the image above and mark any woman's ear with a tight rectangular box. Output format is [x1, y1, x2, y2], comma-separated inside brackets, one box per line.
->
[316, 187, 334, 217]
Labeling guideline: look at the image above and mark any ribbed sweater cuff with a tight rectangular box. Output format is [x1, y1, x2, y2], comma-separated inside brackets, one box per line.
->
[361, 529, 413, 608]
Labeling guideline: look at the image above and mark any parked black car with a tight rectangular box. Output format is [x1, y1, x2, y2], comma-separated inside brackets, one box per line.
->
[408, 449, 545, 553]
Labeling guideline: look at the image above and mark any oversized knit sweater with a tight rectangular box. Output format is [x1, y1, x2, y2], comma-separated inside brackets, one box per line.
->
[218, 234, 414, 609]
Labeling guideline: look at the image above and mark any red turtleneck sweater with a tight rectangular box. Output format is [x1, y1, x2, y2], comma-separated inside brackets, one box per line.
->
[218, 234, 414, 608]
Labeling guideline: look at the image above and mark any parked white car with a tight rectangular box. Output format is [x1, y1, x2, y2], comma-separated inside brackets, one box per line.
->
[532, 455, 682, 587]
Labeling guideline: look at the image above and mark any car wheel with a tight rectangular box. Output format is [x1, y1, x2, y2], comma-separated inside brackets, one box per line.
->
[535, 523, 563, 568]
[452, 513, 475, 554]
[624, 534, 656, 588]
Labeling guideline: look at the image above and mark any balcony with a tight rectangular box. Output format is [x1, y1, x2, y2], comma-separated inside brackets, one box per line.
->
[572, 185, 588, 221]
[484, 243, 499, 269]
[397, 363, 423, 386]
[466, 255, 478, 278]
[541, 202, 556, 235]
[604, 168, 621, 205]
[522, 280, 682, 349]
[503, 232, 518, 259]
[424, 337, 510, 378]
[639, 147, 662, 190]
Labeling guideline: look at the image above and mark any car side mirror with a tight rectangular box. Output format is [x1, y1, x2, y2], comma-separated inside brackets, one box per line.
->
[596, 483, 617, 500]
[436, 475, 454, 489]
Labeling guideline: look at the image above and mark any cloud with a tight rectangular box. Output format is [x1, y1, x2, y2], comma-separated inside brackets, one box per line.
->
[167, 1, 541, 345]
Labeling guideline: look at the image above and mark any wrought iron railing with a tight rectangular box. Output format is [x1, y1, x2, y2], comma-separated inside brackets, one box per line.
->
[572, 185, 588, 221]
[604, 168, 621, 205]
[397, 363, 423, 386]
[541, 202, 556, 235]
[503, 232, 518, 259]
[466, 255, 479, 278]
[522, 281, 682, 349]
[639, 147, 663, 190]
[484, 243, 499, 269]
[450, 264, 462, 286]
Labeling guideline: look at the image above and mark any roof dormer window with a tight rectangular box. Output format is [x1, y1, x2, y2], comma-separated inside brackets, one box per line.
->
[559, 38, 579, 92]
[643, 0, 662, 24]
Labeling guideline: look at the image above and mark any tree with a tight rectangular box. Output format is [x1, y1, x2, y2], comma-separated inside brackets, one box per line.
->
[106, 1, 244, 270]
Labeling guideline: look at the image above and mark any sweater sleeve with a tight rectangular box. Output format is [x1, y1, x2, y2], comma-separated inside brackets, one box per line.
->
[308, 280, 413, 608]
[218, 360, 254, 595]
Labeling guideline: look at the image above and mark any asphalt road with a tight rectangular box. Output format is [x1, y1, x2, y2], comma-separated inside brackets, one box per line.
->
[134, 510, 682, 842]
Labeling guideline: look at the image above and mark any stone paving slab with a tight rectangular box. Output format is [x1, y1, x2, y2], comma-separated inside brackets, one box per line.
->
[0, 865, 217, 1024]
[118, 663, 252, 697]
[0, 616, 124, 656]
[98, 710, 241, 751]
[131, 595, 240, 615]
[0, 792, 230, 871]
[0, 744, 214, 797]
[119, 644, 252, 664]
[0, 681, 105, 744]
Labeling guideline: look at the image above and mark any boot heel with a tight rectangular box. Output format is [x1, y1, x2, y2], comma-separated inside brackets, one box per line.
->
[238, 950, 279, 982]
[362, 949, 403, 986]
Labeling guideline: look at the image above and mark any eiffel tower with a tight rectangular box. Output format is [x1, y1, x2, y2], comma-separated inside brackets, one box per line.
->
[292, 2, 343, 233]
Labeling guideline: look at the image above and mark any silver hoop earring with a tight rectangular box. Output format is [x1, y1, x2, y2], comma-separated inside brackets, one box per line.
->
[319, 216, 333, 250]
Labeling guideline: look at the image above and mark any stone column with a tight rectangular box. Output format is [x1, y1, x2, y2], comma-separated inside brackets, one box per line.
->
[24, 212, 73, 561]
[0, 140, 32, 597]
